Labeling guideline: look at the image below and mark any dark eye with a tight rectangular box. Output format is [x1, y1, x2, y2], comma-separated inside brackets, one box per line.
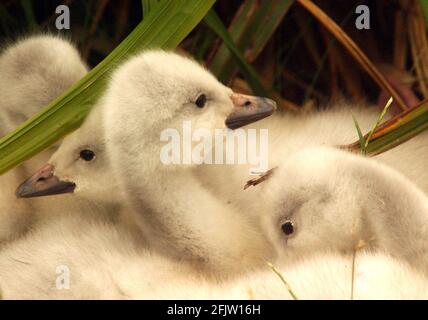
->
[281, 220, 294, 236]
[79, 149, 95, 162]
[195, 94, 207, 108]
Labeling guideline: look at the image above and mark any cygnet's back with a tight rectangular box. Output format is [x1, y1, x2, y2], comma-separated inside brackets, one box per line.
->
[0, 214, 426, 300]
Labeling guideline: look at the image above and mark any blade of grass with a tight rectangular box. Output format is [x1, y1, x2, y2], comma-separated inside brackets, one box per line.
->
[297, 0, 408, 111]
[203, 9, 269, 96]
[349, 97, 393, 155]
[209, 0, 293, 84]
[208, 0, 258, 80]
[20, 0, 39, 30]
[364, 97, 393, 150]
[420, 0, 428, 26]
[351, 113, 366, 155]
[0, 0, 216, 175]
[190, 27, 217, 62]
[409, 1, 428, 99]
[303, 8, 358, 103]
[345, 98, 428, 156]
[267, 262, 298, 300]
[248, 1, 293, 62]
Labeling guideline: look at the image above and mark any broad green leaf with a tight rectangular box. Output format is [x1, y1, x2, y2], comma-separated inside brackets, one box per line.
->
[204, 9, 269, 96]
[142, 0, 160, 17]
[0, 0, 216, 174]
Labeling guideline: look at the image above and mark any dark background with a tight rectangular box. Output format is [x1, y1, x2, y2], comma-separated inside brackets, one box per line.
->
[0, 0, 424, 111]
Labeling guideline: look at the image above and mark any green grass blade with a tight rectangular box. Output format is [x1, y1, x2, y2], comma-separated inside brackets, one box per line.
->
[208, 0, 257, 79]
[365, 101, 428, 155]
[209, 0, 293, 83]
[0, 0, 216, 175]
[191, 28, 217, 62]
[267, 262, 298, 300]
[248, 0, 293, 60]
[204, 9, 269, 96]
[346, 98, 428, 156]
[351, 113, 366, 155]
[20, 0, 38, 30]
[420, 0, 428, 24]
[364, 97, 393, 149]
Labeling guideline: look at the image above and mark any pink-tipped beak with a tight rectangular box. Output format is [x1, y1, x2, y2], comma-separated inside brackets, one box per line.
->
[225, 93, 277, 129]
[16, 164, 75, 198]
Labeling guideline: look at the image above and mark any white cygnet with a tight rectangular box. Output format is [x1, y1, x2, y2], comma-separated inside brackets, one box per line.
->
[0, 213, 426, 299]
[0, 35, 88, 244]
[17, 50, 277, 276]
[260, 146, 428, 274]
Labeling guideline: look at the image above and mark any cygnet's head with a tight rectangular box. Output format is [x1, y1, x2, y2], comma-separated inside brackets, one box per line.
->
[102, 50, 276, 151]
[15, 105, 120, 204]
[0, 35, 87, 135]
[260, 148, 365, 263]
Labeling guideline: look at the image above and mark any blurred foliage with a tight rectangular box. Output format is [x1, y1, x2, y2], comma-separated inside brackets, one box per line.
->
[1, 0, 427, 110]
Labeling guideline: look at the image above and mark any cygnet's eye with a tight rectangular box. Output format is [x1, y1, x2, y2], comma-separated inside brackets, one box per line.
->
[281, 220, 295, 236]
[79, 149, 96, 162]
[195, 94, 207, 108]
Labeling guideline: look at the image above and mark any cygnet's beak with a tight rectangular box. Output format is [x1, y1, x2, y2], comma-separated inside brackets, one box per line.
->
[15, 164, 75, 198]
[225, 93, 277, 129]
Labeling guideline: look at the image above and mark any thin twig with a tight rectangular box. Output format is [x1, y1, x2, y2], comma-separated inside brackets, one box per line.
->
[244, 167, 277, 190]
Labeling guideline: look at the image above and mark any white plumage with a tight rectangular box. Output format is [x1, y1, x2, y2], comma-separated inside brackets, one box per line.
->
[198, 104, 428, 224]
[0, 35, 87, 245]
[258, 146, 428, 274]
[1, 37, 428, 299]
[0, 213, 427, 299]
[40, 50, 274, 275]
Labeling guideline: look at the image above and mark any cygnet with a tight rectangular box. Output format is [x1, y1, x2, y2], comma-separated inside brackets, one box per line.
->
[0, 213, 426, 299]
[17, 50, 277, 276]
[0, 35, 88, 244]
[261, 146, 428, 274]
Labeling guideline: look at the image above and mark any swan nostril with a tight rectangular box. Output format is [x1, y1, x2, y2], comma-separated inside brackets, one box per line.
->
[36, 177, 47, 183]
[244, 100, 252, 107]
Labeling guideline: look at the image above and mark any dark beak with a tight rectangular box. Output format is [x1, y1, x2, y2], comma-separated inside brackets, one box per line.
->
[16, 164, 75, 198]
[225, 93, 277, 129]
